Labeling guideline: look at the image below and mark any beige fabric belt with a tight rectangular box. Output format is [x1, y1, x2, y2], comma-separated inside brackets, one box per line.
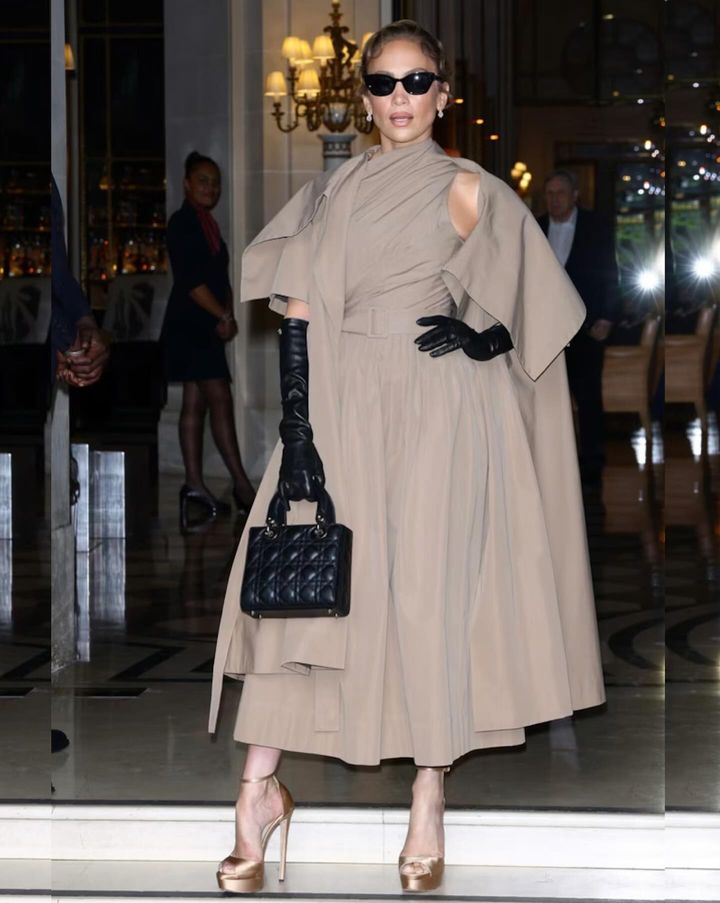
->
[341, 306, 434, 338]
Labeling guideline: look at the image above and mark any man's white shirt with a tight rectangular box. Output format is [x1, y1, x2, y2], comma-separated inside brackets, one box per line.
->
[547, 206, 578, 267]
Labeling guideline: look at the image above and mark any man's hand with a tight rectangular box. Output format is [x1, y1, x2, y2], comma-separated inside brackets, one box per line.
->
[56, 351, 83, 387]
[588, 319, 613, 342]
[58, 317, 110, 387]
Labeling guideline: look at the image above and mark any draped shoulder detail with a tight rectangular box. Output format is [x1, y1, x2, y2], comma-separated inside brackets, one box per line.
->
[240, 154, 365, 309]
[239, 168, 333, 304]
[441, 166, 586, 381]
[267, 224, 315, 314]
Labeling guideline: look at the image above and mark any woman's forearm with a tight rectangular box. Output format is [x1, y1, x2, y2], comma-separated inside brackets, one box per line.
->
[286, 298, 310, 321]
[189, 284, 230, 320]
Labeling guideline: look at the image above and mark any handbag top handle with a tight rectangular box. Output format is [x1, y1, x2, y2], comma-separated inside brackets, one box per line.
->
[266, 487, 336, 532]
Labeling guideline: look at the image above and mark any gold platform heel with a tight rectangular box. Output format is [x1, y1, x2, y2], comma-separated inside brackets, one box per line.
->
[216, 771, 294, 893]
[398, 766, 450, 893]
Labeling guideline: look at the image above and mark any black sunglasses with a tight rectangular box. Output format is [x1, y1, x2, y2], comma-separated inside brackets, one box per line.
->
[363, 71, 442, 97]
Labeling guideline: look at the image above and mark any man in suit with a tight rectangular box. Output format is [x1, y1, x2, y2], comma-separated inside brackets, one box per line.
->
[538, 170, 620, 486]
[50, 174, 108, 757]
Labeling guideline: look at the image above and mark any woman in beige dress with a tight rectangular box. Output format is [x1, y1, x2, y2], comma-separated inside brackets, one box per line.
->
[211, 19, 605, 894]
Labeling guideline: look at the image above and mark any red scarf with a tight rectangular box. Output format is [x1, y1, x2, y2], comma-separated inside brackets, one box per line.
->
[189, 200, 221, 255]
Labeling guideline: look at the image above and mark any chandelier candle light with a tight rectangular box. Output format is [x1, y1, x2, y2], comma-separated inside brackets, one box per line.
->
[265, 1, 375, 170]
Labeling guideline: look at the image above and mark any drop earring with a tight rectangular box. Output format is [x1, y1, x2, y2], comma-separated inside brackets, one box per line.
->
[437, 109, 444, 119]
[366, 111, 373, 122]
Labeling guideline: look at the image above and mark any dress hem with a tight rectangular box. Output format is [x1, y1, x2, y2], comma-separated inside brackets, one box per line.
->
[232, 728, 528, 767]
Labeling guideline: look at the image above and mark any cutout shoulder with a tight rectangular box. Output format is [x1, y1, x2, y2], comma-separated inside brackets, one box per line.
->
[448, 171, 482, 241]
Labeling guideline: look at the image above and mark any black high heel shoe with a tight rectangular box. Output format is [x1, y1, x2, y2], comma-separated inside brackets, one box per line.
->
[180, 485, 230, 531]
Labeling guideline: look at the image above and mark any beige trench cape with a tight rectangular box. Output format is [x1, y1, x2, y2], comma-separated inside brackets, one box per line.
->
[209, 148, 606, 754]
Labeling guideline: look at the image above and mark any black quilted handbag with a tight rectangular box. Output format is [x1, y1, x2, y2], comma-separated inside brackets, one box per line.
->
[240, 488, 352, 618]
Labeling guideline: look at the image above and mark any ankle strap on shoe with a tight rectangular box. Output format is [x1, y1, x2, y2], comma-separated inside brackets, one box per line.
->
[240, 771, 277, 784]
[417, 766, 451, 773]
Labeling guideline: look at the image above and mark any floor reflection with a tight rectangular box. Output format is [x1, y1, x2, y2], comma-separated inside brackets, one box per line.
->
[76, 540, 127, 662]
[665, 412, 720, 812]
[0, 540, 11, 626]
[0, 528, 49, 800]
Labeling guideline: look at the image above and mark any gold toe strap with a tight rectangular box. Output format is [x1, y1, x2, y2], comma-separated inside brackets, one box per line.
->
[398, 855, 438, 875]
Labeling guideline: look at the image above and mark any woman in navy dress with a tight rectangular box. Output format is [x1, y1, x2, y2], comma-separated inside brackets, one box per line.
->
[162, 152, 255, 527]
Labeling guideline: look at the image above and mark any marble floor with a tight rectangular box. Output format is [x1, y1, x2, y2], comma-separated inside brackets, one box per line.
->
[46, 861, 672, 901]
[0, 859, 681, 902]
[1, 416, 718, 816]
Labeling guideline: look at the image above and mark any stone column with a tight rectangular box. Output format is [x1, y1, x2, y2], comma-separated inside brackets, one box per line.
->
[50, 0, 76, 674]
[319, 133, 357, 172]
[227, 0, 267, 480]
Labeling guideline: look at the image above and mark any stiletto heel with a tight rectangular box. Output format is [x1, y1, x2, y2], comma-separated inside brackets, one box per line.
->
[278, 809, 291, 882]
[398, 766, 450, 893]
[216, 771, 295, 893]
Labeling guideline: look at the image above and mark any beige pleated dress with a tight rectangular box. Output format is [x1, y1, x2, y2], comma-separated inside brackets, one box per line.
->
[214, 142, 603, 765]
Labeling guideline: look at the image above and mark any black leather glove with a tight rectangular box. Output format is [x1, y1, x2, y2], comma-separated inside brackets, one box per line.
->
[277, 318, 325, 502]
[415, 315, 513, 361]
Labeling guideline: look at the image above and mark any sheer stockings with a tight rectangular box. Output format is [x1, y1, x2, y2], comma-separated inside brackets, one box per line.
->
[179, 378, 254, 506]
[179, 381, 207, 491]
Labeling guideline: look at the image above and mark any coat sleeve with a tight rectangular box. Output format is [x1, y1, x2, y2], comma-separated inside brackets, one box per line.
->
[441, 174, 586, 381]
[240, 172, 330, 307]
[51, 175, 93, 353]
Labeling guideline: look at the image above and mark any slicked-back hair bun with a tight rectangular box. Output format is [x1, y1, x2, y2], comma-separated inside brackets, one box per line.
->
[360, 19, 449, 87]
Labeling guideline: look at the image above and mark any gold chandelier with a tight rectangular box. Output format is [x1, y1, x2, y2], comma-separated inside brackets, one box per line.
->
[265, 1, 374, 136]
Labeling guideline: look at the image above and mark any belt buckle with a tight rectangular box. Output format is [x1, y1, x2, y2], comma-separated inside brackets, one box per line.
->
[367, 307, 388, 338]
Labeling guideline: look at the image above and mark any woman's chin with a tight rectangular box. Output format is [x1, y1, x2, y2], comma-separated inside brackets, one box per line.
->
[380, 122, 432, 146]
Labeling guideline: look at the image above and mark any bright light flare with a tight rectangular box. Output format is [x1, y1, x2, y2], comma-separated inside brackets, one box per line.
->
[636, 268, 661, 292]
[692, 257, 715, 279]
